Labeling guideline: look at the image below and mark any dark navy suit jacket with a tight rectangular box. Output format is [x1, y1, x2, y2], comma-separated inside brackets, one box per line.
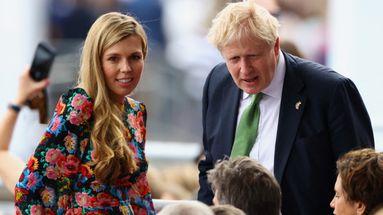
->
[197, 52, 374, 215]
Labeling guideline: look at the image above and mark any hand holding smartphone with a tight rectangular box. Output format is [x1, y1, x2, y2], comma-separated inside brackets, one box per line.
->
[28, 42, 56, 124]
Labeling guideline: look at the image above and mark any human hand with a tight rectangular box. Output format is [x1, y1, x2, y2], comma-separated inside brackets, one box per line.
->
[12, 67, 49, 106]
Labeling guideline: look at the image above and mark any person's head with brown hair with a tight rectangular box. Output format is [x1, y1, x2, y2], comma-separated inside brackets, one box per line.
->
[330, 148, 383, 215]
[208, 156, 281, 215]
[371, 204, 383, 215]
[158, 201, 214, 215]
[211, 204, 246, 215]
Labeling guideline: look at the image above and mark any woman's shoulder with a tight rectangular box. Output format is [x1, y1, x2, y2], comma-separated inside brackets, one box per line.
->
[61, 88, 92, 101]
[55, 88, 93, 125]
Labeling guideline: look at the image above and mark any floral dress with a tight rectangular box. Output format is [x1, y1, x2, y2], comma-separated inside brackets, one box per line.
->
[15, 88, 155, 215]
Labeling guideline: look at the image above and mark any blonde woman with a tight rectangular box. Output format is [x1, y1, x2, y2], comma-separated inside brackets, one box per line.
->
[15, 12, 154, 214]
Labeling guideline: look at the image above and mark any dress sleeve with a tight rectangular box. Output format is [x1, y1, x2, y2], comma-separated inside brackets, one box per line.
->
[15, 89, 93, 214]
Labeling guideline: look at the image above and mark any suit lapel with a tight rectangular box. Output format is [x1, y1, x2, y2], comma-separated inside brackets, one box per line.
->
[217, 81, 241, 157]
[274, 53, 306, 183]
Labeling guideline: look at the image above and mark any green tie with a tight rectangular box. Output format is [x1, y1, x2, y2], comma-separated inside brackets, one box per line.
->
[231, 93, 262, 157]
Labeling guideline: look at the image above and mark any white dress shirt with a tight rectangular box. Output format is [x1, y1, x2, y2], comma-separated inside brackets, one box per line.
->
[236, 51, 286, 174]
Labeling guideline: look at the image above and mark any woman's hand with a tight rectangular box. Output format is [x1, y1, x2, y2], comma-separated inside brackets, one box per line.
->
[12, 67, 49, 105]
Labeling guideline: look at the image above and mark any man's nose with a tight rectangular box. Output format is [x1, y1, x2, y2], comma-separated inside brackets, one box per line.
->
[240, 58, 252, 74]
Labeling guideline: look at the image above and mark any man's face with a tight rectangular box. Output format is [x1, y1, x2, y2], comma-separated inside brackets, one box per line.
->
[221, 36, 279, 94]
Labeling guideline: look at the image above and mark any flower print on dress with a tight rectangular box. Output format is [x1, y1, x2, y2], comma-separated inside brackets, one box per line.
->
[14, 187, 28, 204]
[56, 154, 80, 177]
[90, 180, 107, 192]
[79, 164, 93, 178]
[94, 192, 119, 208]
[57, 195, 70, 209]
[130, 173, 151, 197]
[30, 204, 44, 215]
[128, 98, 140, 111]
[68, 110, 83, 125]
[45, 166, 59, 180]
[26, 172, 43, 192]
[80, 138, 89, 153]
[45, 148, 63, 165]
[67, 93, 93, 125]
[56, 97, 66, 115]
[64, 131, 78, 153]
[41, 186, 56, 207]
[75, 192, 91, 208]
[65, 208, 83, 215]
[119, 205, 134, 215]
[50, 115, 63, 134]
[44, 208, 55, 215]
[27, 156, 39, 171]
[127, 113, 137, 129]
[71, 94, 90, 111]
[135, 127, 145, 144]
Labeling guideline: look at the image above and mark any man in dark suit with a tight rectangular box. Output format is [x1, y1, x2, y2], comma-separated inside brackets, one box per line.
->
[197, 1, 374, 215]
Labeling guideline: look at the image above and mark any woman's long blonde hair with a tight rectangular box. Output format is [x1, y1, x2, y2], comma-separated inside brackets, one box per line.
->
[77, 12, 148, 184]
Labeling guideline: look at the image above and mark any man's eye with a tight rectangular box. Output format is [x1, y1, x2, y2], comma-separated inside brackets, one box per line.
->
[229, 57, 239, 63]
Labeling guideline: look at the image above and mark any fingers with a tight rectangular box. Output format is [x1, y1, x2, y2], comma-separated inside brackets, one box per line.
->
[13, 68, 50, 105]
[27, 79, 49, 100]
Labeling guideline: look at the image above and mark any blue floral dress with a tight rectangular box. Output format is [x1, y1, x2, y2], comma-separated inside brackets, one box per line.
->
[15, 88, 155, 215]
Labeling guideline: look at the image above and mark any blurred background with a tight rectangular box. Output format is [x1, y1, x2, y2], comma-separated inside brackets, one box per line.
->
[0, 0, 382, 213]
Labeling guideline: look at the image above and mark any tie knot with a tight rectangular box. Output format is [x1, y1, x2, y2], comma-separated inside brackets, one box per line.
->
[251, 93, 263, 105]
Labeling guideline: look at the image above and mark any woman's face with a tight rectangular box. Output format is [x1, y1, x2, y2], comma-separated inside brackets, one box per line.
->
[102, 35, 144, 103]
[330, 175, 362, 215]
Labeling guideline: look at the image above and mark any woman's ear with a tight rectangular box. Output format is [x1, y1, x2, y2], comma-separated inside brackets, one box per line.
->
[355, 201, 366, 215]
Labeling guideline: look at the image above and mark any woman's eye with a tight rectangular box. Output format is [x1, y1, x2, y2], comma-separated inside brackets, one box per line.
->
[109, 57, 117, 62]
[132, 55, 142, 60]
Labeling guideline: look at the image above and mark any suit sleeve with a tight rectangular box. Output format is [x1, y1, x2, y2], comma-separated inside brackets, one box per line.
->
[328, 78, 374, 157]
[197, 69, 215, 205]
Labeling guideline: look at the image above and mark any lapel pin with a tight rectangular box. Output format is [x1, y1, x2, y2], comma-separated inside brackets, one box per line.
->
[295, 101, 302, 110]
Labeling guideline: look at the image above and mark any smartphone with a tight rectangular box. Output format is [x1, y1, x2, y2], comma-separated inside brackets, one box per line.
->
[29, 42, 56, 81]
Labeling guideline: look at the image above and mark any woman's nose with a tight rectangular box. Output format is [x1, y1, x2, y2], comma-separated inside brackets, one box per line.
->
[120, 60, 132, 73]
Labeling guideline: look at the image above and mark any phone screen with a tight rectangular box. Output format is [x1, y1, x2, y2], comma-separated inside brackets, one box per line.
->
[30, 42, 56, 81]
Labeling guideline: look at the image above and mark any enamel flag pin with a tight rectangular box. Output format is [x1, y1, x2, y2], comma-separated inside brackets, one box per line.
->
[295, 101, 302, 110]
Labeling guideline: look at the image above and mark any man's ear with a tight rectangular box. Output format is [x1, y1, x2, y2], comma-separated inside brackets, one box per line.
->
[274, 37, 280, 55]
[355, 201, 366, 215]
